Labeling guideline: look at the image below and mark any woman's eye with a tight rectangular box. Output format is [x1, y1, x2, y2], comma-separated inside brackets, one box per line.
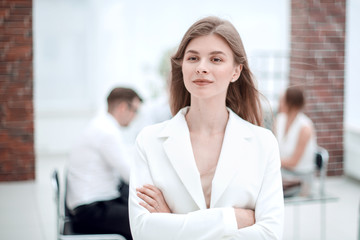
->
[187, 56, 198, 61]
[212, 57, 222, 62]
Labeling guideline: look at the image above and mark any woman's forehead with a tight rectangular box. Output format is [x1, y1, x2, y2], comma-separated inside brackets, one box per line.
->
[185, 34, 233, 55]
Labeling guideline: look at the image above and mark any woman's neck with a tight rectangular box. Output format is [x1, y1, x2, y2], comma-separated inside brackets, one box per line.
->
[286, 109, 300, 122]
[284, 109, 300, 134]
[185, 99, 229, 135]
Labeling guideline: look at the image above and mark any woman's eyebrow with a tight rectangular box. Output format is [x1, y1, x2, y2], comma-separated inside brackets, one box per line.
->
[185, 50, 199, 54]
[209, 51, 226, 56]
[185, 50, 227, 55]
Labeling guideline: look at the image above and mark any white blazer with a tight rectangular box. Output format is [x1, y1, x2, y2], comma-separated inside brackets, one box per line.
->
[129, 107, 284, 240]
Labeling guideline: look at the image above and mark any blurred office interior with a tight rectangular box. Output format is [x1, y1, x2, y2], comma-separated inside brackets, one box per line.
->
[0, 0, 359, 239]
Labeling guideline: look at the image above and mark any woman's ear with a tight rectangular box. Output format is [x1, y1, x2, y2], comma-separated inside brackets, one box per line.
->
[231, 64, 243, 82]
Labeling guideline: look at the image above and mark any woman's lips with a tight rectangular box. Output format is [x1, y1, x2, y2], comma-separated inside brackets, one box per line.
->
[193, 79, 213, 86]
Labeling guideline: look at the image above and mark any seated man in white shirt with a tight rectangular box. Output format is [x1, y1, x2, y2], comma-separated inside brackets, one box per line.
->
[66, 87, 142, 240]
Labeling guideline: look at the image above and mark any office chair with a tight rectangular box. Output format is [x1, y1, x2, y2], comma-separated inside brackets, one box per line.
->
[315, 146, 329, 196]
[51, 169, 126, 240]
[283, 146, 329, 198]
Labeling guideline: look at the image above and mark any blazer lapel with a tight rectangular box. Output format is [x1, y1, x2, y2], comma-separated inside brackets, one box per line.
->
[210, 109, 253, 207]
[159, 108, 206, 210]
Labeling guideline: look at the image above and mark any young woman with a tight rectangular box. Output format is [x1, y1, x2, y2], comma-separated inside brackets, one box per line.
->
[275, 87, 317, 196]
[129, 16, 284, 239]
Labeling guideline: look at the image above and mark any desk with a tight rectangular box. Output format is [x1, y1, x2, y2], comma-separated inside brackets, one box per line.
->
[285, 193, 338, 205]
[285, 193, 338, 240]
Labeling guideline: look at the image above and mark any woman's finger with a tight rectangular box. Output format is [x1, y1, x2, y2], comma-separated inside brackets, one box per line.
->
[136, 185, 171, 213]
[137, 191, 161, 213]
[140, 185, 165, 202]
[139, 201, 157, 213]
[137, 186, 156, 199]
[137, 191, 157, 207]
[144, 184, 161, 193]
[137, 191, 160, 213]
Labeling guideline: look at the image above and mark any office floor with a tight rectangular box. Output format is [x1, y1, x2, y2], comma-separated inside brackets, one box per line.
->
[0, 155, 359, 240]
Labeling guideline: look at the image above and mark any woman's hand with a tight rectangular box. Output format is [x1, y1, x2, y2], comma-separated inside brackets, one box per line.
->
[234, 208, 255, 229]
[136, 184, 171, 213]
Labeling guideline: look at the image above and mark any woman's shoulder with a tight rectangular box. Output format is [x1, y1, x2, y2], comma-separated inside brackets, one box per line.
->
[137, 120, 170, 138]
[231, 112, 277, 142]
[251, 123, 277, 142]
[298, 112, 315, 127]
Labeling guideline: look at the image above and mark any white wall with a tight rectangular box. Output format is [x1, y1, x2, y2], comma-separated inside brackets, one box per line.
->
[33, 0, 290, 156]
[345, 0, 360, 128]
[34, 0, 129, 155]
[344, 0, 360, 180]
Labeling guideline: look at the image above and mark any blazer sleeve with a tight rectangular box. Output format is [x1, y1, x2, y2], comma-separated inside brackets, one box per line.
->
[129, 133, 238, 240]
[232, 132, 284, 239]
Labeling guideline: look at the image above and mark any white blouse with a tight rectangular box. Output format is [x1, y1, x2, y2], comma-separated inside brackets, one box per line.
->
[275, 112, 317, 173]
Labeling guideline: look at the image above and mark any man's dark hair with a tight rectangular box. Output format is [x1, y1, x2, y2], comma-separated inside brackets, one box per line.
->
[107, 87, 142, 112]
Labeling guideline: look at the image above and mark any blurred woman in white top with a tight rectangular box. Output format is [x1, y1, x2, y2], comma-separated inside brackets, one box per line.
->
[274, 87, 317, 196]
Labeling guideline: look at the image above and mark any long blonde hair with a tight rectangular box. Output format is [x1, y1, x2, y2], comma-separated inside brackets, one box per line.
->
[170, 16, 263, 126]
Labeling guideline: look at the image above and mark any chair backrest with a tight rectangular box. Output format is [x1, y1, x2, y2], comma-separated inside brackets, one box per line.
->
[51, 170, 61, 240]
[51, 169, 127, 240]
[358, 200, 360, 240]
[315, 146, 329, 196]
[315, 146, 329, 171]
[63, 169, 72, 219]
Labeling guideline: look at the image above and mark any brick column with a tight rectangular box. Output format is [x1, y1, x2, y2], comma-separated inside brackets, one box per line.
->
[290, 0, 346, 176]
[0, 0, 34, 181]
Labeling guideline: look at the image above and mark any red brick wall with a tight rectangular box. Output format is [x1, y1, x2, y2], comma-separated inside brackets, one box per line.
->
[290, 0, 346, 176]
[0, 0, 34, 181]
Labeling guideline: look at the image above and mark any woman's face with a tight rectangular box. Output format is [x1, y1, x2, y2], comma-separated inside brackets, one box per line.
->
[182, 34, 241, 101]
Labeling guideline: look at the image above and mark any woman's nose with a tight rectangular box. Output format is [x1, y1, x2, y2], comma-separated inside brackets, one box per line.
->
[196, 61, 208, 74]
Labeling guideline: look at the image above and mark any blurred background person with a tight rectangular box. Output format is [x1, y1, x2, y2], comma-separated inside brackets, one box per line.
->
[66, 87, 142, 240]
[274, 87, 317, 196]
